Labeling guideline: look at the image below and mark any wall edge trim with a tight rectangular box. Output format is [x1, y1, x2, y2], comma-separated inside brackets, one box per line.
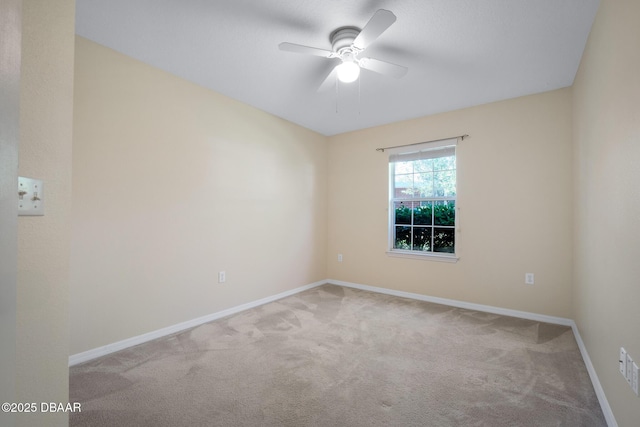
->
[69, 280, 326, 366]
[569, 322, 618, 427]
[327, 278, 617, 427]
[329, 279, 573, 324]
[69, 277, 617, 427]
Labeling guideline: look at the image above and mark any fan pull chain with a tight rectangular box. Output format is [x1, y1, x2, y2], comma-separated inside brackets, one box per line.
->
[358, 73, 361, 116]
[335, 78, 338, 113]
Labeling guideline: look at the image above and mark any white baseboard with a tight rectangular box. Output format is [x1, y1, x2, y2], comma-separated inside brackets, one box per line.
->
[68, 277, 617, 426]
[570, 323, 618, 427]
[327, 279, 574, 326]
[327, 278, 617, 427]
[68, 280, 326, 366]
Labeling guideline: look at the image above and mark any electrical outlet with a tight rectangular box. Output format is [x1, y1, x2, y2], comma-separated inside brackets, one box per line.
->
[218, 271, 226, 283]
[337, 254, 343, 262]
[627, 354, 634, 385]
[525, 273, 534, 285]
[633, 362, 639, 396]
[620, 348, 627, 377]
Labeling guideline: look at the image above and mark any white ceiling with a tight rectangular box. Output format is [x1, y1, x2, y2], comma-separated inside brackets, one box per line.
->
[75, 0, 600, 136]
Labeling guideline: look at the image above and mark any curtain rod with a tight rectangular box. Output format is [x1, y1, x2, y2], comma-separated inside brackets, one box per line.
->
[375, 134, 468, 152]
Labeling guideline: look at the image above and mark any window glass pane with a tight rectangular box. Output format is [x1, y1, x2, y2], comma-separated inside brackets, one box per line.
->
[394, 202, 412, 225]
[412, 158, 433, 173]
[433, 200, 455, 226]
[394, 226, 411, 250]
[433, 170, 456, 197]
[413, 227, 432, 252]
[433, 228, 455, 253]
[399, 186, 418, 198]
[433, 155, 455, 172]
[395, 161, 413, 174]
[414, 173, 434, 198]
[414, 202, 432, 225]
[394, 174, 413, 194]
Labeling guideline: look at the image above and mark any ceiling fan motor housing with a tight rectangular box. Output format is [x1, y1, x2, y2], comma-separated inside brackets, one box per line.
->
[330, 27, 361, 53]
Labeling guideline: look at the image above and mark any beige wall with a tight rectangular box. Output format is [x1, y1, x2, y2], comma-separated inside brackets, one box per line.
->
[68, 2, 640, 424]
[573, 0, 640, 425]
[16, 1, 75, 426]
[327, 88, 574, 318]
[70, 37, 328, 354]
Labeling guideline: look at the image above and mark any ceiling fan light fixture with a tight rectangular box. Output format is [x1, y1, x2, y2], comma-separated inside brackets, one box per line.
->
[336, 61, 360, 83]
[278, 9, 407, 90]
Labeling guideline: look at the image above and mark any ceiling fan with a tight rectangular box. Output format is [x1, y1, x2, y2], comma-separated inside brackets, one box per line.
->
[278, 9, 408, 91]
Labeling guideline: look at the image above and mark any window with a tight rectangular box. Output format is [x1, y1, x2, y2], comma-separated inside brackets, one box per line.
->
[388, 138, 458, 259]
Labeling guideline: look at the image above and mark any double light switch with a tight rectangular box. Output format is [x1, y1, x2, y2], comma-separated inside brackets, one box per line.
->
[18, 177, 44, 216]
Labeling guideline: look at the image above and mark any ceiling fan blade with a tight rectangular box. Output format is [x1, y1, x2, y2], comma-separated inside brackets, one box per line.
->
[317, 66, 338, 92]
[278, 42, 335, 58]
[353, 9, 396, 50]
[359, 57, 408, 78]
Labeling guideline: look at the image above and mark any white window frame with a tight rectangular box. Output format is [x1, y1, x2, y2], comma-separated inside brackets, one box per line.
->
[386, 137, 459, 262]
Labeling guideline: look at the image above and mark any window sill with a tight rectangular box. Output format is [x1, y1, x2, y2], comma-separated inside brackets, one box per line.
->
[386, 250, 459, 263]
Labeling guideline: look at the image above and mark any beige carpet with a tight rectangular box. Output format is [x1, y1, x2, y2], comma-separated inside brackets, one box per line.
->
[70, 284, 606, 426]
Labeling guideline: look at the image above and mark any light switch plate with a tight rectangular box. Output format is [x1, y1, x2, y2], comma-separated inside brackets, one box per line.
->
[18, 177, 44, 216]
[620, 348, 627, 377]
